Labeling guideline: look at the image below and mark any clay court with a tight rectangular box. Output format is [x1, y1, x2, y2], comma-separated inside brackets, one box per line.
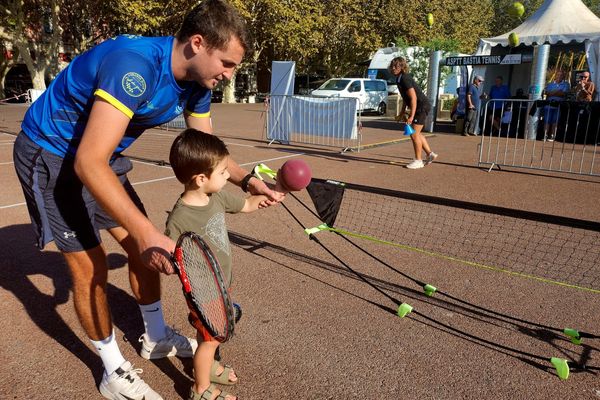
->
[1, 102, 599, 399]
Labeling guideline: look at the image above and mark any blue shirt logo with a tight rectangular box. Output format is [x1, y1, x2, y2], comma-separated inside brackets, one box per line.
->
[122, 72, 146, 97]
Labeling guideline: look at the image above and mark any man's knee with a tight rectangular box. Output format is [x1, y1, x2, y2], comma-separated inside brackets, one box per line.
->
[63, 246, 109, 285]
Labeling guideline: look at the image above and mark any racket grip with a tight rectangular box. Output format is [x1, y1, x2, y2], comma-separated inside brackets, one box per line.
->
[233, 303, 242, 324]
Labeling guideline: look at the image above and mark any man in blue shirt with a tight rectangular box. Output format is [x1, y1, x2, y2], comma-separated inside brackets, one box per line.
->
[543, 70, 570, 141]
[464, 75, 485, 136]
[487, 75, 511, 133]
[13, 1, 281, 399]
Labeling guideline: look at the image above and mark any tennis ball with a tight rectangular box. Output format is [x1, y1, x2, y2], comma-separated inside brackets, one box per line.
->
[508, 2, 525, 18]
[426, 13, 434, 28]
[508, 32, 520, 47]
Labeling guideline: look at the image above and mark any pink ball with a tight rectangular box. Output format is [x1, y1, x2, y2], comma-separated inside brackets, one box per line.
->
[279, 159, 312, 191]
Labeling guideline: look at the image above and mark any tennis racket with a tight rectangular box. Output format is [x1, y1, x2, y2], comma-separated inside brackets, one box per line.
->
[171, 232, 235, 342]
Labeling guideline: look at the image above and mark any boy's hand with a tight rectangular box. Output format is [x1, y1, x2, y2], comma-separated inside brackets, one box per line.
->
[248, 177, 285, 207]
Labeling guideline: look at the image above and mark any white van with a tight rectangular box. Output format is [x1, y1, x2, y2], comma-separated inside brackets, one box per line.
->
[311, 78, 388, 115]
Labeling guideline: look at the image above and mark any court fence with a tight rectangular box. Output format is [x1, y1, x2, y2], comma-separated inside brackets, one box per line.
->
[478, 99, 600, 177]
[160, 114, 186, 130]
[265, 95, 362, 153]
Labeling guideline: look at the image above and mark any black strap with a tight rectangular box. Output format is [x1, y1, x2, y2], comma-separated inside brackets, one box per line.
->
[240, 173, 254, 193]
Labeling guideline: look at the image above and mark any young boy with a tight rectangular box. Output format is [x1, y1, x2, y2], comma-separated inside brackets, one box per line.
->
[166, 129, 271, 400]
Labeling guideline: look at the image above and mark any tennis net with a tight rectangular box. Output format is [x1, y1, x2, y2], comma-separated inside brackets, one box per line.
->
[306, 178, 600, 292]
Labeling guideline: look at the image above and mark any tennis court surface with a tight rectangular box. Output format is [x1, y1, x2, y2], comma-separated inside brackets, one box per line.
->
[1, 102, 599, 399]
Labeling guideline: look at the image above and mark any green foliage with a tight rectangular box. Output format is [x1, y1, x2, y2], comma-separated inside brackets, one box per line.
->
[4, 0, 600, 96]
[385, 0, 495, 53]
[393, 37, 460, 91]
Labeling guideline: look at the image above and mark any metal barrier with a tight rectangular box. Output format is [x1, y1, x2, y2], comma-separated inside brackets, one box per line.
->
[478, 99, 600, 176]
[266, 95, 362, 152]
[160, 114, 186, 130]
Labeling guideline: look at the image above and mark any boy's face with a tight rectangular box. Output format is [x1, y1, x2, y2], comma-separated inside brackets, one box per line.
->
[204, 156, 230, 193]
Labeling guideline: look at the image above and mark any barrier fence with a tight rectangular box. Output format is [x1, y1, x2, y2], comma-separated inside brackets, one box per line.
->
[478, 99, 600, 177]
[160, 114, 186, 130]
[266, 95, 362, 152]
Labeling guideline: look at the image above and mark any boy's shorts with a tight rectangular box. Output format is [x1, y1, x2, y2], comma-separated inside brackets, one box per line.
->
[13, 132, 147, 252]
[188, 305, 216, 342]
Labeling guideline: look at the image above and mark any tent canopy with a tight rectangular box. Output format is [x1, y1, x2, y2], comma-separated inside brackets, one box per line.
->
[480, 0, 600, 47]
[473, 0, 600, 100]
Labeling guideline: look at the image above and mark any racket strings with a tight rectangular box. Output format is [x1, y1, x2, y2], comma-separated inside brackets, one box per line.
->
[179, 237, 230, 337]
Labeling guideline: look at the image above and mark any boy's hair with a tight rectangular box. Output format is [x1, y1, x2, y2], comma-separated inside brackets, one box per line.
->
[177, 0, 251, 56]
[169, 129, 229, 184]
[389, 57, 410, 74]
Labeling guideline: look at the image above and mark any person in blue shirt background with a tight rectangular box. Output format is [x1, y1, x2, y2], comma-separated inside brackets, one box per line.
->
[464, 75, 486, 136]
[487, 75, 511, 134]
[12, 1, 282, 399]
[542, 70, 570, 142]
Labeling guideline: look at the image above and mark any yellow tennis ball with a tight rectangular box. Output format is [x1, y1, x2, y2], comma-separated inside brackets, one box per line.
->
[508, 2, 525, 18]
[426, 13, 434, 28]
[508, 32, 520, 47]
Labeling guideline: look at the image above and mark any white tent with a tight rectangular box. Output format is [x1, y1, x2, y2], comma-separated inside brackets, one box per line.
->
[475, 0, 600, 94]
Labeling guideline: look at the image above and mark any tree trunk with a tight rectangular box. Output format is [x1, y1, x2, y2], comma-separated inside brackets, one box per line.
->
[30, 69, 46, 90]
[223, 73, 237, 104]
[0, 59, 13, 100]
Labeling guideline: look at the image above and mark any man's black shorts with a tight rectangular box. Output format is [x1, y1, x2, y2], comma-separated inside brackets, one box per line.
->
[13, 132, 147, 252]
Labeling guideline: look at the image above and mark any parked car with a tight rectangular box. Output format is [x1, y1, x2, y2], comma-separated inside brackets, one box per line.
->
[310, 78, 388, 115]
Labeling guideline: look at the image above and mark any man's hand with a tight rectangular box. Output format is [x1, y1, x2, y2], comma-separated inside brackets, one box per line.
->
[137, 229, 176, 275]
[247, 177, 285, 207]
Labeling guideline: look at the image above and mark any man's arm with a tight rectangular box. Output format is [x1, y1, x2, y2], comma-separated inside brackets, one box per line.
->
[467, 87, 475, 109]
[186, 113, 284, 205]
[75, 98, 175, 274]
[185, 114, 213, 133]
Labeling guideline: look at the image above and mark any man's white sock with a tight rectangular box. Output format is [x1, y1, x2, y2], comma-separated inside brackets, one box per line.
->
[91, 330, 126, 376]
[139, 300, 167, 343]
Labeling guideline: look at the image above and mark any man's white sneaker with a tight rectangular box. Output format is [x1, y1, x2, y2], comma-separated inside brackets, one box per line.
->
[139, 326, 197, 360]
[406, 159, 425, 169]
[99, 361, 163, 400]
[425, 152, 438, 165]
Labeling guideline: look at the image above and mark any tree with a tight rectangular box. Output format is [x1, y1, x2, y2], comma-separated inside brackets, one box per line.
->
[394, 38, 460, 92]
[301, 0, 383, 77]
[228, 0, 326, 101]
[1, 0, 64, 90]
[0, 45, 18, 99]
[387, 0, 494, 53]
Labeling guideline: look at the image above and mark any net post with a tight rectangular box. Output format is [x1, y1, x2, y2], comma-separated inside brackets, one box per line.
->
[253, 163, 277, 180]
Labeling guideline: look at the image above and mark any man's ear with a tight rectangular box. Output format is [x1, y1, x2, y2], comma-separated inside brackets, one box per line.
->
[189, 34, 205, 54]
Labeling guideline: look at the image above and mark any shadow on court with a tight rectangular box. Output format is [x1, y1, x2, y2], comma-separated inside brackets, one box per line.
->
[229, 230, 598, 378]
[0, 223, 183, 385]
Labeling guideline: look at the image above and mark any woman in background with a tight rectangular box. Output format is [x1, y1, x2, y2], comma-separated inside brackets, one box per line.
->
[389, 57, 438, 169]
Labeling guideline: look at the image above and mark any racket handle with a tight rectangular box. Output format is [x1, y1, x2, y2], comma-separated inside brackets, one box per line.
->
[233, 303, 242, 324]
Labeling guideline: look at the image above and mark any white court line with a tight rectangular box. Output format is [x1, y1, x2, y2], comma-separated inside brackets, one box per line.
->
[131, 152, 304, 185]
[224, 141, 258, 148]
[0, 161, 14, 165]
[1, 152, 305, 209]
[1, 141, 15, 145]
[0, 202, 25, 210]
[139, 131, 256, 148]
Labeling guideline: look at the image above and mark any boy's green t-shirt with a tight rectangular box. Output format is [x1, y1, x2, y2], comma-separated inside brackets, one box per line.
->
[165, 190, 245, 286]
